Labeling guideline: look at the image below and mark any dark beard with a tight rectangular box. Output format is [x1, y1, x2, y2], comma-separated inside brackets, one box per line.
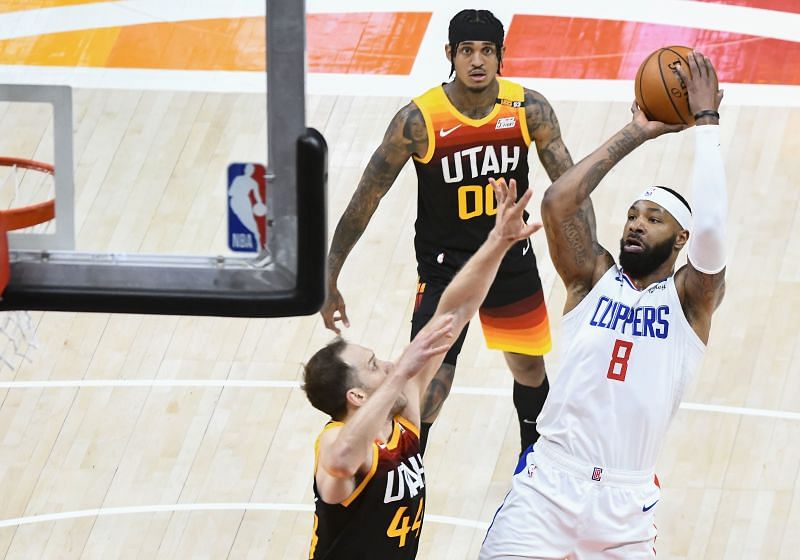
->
[619, 233, 676, 278]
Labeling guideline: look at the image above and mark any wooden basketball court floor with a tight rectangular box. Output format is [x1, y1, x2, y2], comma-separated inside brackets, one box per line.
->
[1, 1, 799, 559]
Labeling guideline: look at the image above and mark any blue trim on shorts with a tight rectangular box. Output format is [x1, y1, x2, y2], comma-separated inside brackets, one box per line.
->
[513, 443, 535, 475]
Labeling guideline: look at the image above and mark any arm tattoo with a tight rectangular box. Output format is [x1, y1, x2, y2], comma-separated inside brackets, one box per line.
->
[560, 208, 591, 268]
[544, 125, 645, 287]
[525, 89, 573, 181]
[571, 127, 646, 203]
[327, 104, 424, 280]
[420, 363, 455, 422]
[524, 90, 556, 135]
[606, 126, 646, 162]
[539, 137, 573, 180]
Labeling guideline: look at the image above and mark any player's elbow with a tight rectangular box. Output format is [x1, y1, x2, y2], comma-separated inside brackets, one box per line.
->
[540, 186, 561, 219]
[320, 447, 361, 479]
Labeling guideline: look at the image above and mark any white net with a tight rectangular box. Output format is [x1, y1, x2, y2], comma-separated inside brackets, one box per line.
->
[0, 159, 52, 370]
[0, 310, 37, 370]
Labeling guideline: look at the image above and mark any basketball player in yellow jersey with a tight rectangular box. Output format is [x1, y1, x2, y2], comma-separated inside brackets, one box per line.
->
[305, 180, 541, 559]
[321, 9, 593, 454]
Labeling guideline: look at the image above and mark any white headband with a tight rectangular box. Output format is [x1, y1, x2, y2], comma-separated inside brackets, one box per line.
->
[634, 187, 692, 230]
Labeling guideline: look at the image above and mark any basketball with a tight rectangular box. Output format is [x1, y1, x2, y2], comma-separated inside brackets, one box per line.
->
[634, 46, 717, 125]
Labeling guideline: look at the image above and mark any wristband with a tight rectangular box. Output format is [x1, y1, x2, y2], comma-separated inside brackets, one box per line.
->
[693, 109, 720, 121]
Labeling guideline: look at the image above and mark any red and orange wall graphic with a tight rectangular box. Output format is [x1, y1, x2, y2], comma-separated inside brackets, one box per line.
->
[0, 1, 797, 85]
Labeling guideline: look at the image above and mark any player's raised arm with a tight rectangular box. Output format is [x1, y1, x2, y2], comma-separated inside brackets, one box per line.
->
[525, 88, 603, 257]
[540, 106, 684, 311]
[321, 102, 428, 333]
[314, 322, 450, 505]
[673, 52, 727, 343]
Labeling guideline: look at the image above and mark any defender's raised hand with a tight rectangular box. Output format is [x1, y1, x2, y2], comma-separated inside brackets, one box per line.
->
[488, 177, 542, 245]
[394, 313, 455, 379]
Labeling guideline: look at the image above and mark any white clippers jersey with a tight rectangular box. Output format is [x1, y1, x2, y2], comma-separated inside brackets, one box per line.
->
[537, 265, 705, 472]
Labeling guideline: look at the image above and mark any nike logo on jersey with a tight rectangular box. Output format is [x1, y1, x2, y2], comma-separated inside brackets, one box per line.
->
[522, 418, 536, 424]
[643, 500, 659, 512]
[522, 239, 531, 256]
[439, 124, 462, 137]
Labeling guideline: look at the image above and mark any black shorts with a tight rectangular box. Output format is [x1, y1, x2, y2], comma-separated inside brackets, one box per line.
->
[410, 242, 552, 366]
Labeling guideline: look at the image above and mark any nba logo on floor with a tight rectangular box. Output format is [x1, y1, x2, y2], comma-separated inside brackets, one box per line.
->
[227, 163, 267, 252]
[592, 467, 603, 481]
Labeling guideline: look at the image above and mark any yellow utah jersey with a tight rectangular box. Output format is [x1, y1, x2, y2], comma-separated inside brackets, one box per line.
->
[411, 78, 531, 267]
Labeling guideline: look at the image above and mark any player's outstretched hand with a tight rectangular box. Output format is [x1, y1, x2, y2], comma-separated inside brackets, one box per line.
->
[488, 177, 542, 245]
[395, 314, 454, 379]
[674, 51, 723, 118]
[320, 285, 350, 334]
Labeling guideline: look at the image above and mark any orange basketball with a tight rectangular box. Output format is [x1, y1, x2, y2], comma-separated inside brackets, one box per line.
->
[634, 46, 717, 125]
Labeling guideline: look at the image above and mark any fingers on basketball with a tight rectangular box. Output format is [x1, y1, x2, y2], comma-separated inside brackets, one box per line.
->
[636, 46, 721, 123]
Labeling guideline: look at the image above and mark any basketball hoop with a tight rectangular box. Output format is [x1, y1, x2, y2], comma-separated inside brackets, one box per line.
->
[0, 157, 55, 368]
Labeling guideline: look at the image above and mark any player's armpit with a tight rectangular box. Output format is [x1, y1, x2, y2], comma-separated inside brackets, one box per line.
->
[315, 427, 373, 505]
[676, 263, 726, 344]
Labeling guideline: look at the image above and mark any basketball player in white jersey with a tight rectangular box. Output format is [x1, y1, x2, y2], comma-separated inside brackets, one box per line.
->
[481, 52, 725, 559]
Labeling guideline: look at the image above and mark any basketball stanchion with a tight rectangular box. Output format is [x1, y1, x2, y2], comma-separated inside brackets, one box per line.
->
[0, 157, 55, 368]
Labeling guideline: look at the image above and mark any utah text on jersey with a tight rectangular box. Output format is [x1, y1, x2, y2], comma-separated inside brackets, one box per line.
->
[384, 453, 424, 503]
[441, 145, 522, 184]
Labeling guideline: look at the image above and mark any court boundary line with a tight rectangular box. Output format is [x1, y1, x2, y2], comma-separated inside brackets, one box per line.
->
[0, 502, 489, 530]
[0, 379, 798, 421]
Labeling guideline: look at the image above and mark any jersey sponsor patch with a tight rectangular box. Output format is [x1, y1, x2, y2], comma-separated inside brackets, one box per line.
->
[495, 116, 516, 129]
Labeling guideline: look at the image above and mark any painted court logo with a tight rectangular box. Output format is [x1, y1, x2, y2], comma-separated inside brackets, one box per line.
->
[227, 163, 267, 252]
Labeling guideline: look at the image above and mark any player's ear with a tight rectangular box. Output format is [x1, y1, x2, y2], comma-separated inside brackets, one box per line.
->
[346, 387, 366, 408]
[444, 43, 453, 61]
[675, 229, 689, 250]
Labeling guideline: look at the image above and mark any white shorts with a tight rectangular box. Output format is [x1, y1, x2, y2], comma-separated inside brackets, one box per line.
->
[480, 439, 660, 560]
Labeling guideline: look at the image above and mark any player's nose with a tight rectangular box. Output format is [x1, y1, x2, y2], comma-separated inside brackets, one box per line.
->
[628, 216, 646, 232]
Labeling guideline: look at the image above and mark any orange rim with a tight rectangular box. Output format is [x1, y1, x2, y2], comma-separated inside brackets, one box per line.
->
[1, 200, 56, 231]
[0, 156, 54, 175]
[0, 157, 56, 294]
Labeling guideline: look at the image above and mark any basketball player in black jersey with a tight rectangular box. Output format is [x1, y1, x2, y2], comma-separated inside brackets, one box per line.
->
[304, 179, 541, 559]
[321, 9, 594, 455]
